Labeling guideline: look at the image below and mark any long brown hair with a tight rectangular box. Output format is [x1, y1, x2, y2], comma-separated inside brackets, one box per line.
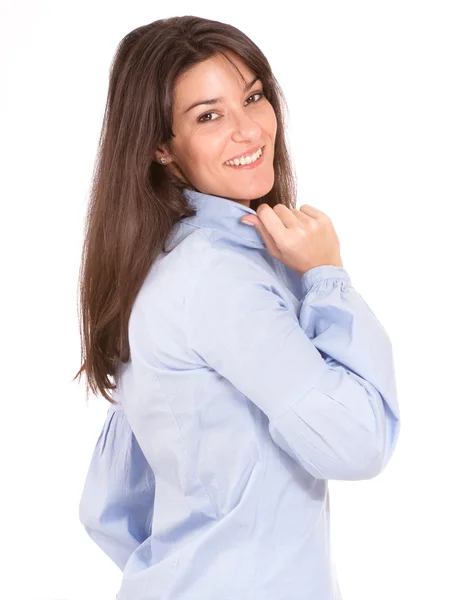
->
[74, 15, 298, 404]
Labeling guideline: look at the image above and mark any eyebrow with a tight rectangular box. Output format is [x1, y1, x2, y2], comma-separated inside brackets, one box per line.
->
[183, 76, 261, 115]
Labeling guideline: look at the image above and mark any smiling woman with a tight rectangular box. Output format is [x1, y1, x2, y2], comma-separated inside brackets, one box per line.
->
[155, 52, 277, 205]
[76, 13, 399, 600]
[74, 14, 296, 404]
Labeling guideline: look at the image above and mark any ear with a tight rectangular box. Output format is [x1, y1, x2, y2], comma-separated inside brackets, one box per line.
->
[154, 144, 172, 164]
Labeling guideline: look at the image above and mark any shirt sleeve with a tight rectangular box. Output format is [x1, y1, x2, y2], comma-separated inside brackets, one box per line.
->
[184, 250, 400, 481]
[78, 404, 155, 570]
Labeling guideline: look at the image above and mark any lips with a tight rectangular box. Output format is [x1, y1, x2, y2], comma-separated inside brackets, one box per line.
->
[225, 144, 264, 163]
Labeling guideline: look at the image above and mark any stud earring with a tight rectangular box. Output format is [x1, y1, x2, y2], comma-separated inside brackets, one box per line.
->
[159, 157, 167, 164]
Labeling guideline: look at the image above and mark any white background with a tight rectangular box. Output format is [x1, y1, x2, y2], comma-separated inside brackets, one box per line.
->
[1, 1, 461, 599]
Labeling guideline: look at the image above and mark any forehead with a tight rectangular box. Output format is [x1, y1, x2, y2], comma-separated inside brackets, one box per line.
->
[174, 53, 256, 98]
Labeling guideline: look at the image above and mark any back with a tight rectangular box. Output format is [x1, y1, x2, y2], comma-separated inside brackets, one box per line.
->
[79, 189, 400, 600]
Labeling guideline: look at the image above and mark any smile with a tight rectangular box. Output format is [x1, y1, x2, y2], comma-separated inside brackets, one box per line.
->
[225, 146, 265, 169]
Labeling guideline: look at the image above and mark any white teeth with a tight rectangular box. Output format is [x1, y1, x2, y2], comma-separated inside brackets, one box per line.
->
[226, 147, 262, 167]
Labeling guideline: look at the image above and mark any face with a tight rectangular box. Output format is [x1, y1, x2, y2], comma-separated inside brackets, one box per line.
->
[156, 53, 277, 207]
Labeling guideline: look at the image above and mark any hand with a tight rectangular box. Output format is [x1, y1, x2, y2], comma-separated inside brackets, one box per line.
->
[241, 203, 343, 277]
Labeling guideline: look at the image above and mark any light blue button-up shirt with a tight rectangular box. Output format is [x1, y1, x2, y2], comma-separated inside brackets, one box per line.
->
[79, 189, 400, 600]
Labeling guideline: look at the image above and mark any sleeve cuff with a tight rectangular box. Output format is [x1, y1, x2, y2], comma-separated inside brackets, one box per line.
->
[301, 265, 352, 294]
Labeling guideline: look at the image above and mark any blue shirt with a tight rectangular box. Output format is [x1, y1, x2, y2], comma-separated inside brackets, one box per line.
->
[79, 189, 400, 600]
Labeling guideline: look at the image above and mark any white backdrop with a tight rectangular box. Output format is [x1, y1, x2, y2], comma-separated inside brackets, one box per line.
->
[1, 1, 461, 599]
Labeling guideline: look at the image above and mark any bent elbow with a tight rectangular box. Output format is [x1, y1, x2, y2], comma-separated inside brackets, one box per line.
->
[325, 437, 385, 481]
[345, 417, 401, 481]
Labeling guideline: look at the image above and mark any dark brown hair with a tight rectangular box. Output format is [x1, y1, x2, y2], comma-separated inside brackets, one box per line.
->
[74, 15, 298, 404]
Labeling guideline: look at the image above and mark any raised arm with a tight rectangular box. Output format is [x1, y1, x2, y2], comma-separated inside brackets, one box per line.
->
[184, 250, 400, 481]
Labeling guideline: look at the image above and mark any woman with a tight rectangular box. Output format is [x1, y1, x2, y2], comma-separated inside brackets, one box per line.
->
[76, 15, 400, 600]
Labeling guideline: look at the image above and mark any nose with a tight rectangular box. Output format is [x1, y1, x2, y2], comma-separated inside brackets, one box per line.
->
[230, 109, 262, 143]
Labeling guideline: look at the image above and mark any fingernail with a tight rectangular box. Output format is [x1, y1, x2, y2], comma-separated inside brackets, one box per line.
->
[241, 220, 255, 227]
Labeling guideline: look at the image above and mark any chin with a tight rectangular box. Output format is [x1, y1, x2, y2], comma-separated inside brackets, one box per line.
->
[241, 174, 275, 201]
[205, 171, 275, 202]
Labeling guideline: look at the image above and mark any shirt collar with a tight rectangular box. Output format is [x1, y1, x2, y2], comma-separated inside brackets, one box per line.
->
[181, 189, 266, 250]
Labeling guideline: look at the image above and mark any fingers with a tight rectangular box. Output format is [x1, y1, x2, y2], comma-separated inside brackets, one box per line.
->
[270, 204, 301, 228]
[250, 216, 282, 258]
[240, 202, 326, 260]
[256, 203, 299, 235]
[256, 205, 301, 254]
[298, 203, 326, 220]
[289, 207, 315, 225]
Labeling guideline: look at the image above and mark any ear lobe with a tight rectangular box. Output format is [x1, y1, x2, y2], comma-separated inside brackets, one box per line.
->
[154, 144, 171, 163]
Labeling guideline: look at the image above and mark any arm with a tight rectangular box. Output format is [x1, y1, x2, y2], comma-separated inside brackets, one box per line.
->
[184, 251, 400, 481]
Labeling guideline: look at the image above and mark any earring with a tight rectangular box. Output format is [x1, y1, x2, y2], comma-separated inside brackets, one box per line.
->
[160, 157, 168, 164]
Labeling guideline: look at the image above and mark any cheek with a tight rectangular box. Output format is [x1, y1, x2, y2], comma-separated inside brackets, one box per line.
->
[267, 105, 278, 137]
[257, 103, 277, 141]
[194, 135, 225, 168]
[178, 138, 224, 177]
[178, 140, 204, 168]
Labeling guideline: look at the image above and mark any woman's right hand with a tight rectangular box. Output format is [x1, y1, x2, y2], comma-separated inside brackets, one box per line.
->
[240, 203, 344, 277]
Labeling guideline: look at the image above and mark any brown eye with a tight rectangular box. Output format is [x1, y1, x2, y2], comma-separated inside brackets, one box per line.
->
[198, 111, 219, 123]
[197, 91, 265, 124]
[245, 91, 265, 105]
